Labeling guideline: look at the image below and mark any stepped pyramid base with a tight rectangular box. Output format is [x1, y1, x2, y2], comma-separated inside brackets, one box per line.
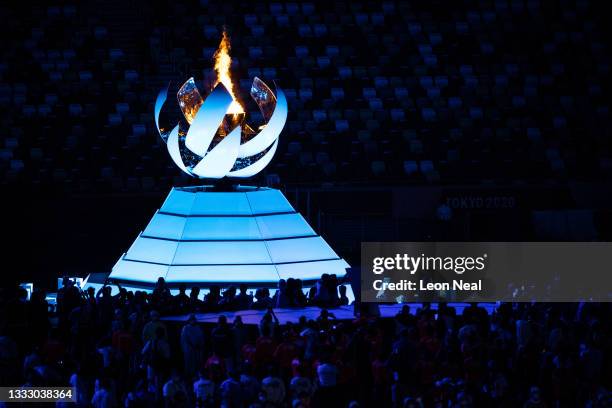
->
[108, 186, 349, 289]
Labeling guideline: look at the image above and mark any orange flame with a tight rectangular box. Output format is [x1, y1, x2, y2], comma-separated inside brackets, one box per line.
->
[213, 30, 244, 114]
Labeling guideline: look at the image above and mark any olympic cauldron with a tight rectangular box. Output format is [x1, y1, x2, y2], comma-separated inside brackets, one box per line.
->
[103, 39, 349, 296]
[154, 76, 287, 179]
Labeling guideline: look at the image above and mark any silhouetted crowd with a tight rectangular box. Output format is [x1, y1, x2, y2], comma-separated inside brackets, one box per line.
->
[137, 275, 351, 316]
[0, 279, 610, 407]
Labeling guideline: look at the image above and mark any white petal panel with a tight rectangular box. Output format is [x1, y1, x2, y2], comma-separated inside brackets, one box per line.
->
[154, 85, 168, 137]
[185, 83, 233, 157]
[230, 139, 278, 178]
[191, 125, 241, 178]
[166, 125, 191, 176]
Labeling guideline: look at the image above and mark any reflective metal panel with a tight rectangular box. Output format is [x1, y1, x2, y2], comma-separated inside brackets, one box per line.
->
[237, 87, 287, 158]
[177, 77, 204, 125]
[250, 76, 277, 122]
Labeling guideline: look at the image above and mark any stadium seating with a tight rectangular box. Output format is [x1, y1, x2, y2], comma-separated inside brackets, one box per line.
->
[1, 1, 610, 191]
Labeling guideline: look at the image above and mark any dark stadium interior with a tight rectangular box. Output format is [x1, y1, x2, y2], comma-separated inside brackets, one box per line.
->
[2, 0, 612, 286]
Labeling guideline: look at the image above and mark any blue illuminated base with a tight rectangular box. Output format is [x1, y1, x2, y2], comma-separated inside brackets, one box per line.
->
[107, 186, 349, 289]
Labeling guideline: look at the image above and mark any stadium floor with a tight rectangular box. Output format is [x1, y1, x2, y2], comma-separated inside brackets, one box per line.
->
[162, 303, 496, 325]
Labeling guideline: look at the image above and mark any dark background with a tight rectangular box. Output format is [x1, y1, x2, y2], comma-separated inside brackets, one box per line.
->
[1, 0, 611, 289]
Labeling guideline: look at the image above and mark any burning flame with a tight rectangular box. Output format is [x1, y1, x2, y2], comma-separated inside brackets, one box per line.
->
[213, 30, 244, 114]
